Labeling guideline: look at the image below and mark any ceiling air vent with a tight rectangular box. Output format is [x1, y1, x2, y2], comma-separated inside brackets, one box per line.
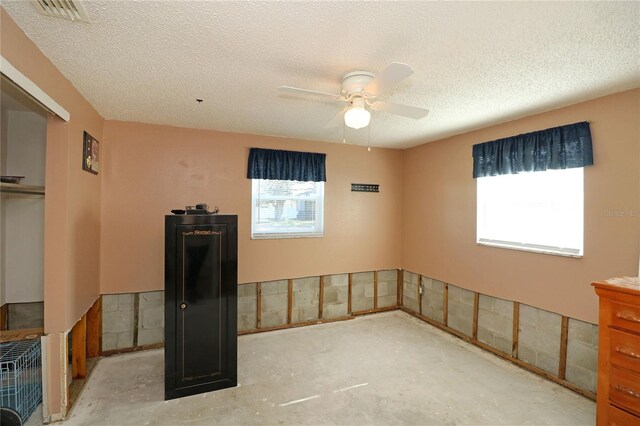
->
[31, 0, 91, 23]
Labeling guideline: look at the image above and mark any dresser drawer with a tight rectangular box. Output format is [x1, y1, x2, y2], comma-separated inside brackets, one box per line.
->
[608, 404, 640, 426]
[610, 366, 640, 415]
[611, 329, 640, 375]
[611, 302, 640, 334]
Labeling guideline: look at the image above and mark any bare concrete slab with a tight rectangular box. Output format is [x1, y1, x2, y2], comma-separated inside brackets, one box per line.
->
[59, 311, 594, 426]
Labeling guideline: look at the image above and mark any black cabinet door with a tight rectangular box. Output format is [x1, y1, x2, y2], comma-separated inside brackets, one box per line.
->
[164, 215, 237, 400]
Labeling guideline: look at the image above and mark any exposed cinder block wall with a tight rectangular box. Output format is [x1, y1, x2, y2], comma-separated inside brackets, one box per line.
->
[447, 284, 474, 336]
[137, 291, 164, 346]
[102, 294, 134, 351]
[411, 275, 599, 397]
[100, 270, 598, 399]
[477, 294, 513, 355]
[352, 272, 374, 312]
[377, 270, 397, 308]
[238, 283, 257, 331]
[102, 291, 164, 352]
[260, 280, 288, 328]
[518, 304, 562, 375]
[323, 274, 349, 319]
[101, 270, 392, 352]
[7, 301, 44, 329]
[421, 277, 445, 323]
[292, 277, 319, 322]
[402, 271, 419, 313]
[565, 318, 598, 393]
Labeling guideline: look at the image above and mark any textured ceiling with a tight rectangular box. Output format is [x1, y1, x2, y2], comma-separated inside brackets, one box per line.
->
[3, 1, 639, 149]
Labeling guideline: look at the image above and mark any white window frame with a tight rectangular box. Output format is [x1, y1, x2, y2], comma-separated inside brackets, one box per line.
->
[476, 168, 584, 258]
[251, 179, 324, 239]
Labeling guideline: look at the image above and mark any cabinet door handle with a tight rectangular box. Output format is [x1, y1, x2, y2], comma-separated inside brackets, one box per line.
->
[616, 346, 640, 360]
[615, 384, 640, 399]
[180, 303, 188, 311]
[616, 311, 640, 323]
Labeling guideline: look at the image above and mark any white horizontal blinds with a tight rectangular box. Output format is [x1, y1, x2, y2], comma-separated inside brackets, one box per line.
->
[477, 168, 583, 256]
[252, 179, 324, 238]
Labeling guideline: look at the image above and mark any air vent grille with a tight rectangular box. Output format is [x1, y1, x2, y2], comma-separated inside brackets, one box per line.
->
[32, 0, 90, 23]
[351, 183, 379, 193]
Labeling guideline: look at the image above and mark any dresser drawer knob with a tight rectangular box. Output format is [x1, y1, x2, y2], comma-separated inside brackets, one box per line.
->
[615, 384, 640, 399]
[616, 311, 640, 323]
[616, 346, 640, 360]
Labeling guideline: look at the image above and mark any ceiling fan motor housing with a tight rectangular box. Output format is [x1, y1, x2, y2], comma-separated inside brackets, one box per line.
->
[341, 71, 375, 97]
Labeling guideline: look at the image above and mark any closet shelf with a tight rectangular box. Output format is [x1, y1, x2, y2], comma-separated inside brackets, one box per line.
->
[0, 182, 45, 197]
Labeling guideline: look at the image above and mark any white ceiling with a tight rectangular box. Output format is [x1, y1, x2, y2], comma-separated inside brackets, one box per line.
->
[3, 1, 639, 149]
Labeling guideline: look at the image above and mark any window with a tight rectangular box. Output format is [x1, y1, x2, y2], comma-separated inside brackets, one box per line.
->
[477, 168, 583, 257]
[251, 179, 324, 239]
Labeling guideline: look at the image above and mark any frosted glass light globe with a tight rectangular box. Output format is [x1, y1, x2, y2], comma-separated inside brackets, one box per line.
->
[344, 99, 371, 129]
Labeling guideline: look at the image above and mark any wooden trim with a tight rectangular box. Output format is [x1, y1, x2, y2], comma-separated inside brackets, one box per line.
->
[0, 55, 71, 121]
[558, 316, 569, 379]
[473, 339, 595, 401]
[400, 307, 596, 401]
[0, 327, 43, 343]
[418, 275, 423, 315]
[132, 293, 140, 348]
[256, 282, 262, 329]
[373, 271, 379, 310]
[352, 306, 399, 316]
[86, 298, 101, 358]
[512, 302, 520, 358]
[71, 315, 87, 380]
[348, 273, 353, 315]
[397, 269, 403, 306]
[101, 342, 164, 357]
[287, 279, 293, 324]
[443, 284, 449, 327]
[421, 276, 427, 315]
[473, 341, 596, 401]
[0, 303, 8, 331]
[401, 307, 471, 341]
[319, 276, 325, 320]
[472, 292, 479, 340]
[239, 316, 354, 335]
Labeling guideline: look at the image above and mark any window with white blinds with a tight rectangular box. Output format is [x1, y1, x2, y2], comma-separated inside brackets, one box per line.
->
[477, 168, 584, 257]
[251, 179, 324, 239]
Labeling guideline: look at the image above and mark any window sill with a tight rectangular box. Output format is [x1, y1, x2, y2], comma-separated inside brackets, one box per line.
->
[477, 241, 583, 259]
[251, 233, 324, 240]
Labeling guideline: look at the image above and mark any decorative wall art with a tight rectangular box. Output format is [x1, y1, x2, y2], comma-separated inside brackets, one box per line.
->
[82, 131, 100, 174]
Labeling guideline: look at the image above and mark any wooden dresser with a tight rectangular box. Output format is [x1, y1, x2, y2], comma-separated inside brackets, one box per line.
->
[593, 278, 640, 426]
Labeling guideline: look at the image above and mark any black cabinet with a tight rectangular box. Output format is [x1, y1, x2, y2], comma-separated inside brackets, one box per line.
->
[164, 214, 237, 400]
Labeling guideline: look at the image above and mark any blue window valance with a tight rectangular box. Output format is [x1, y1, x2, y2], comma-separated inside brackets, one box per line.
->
[472, 121, 593, 178]
[247, 148, 326, 182]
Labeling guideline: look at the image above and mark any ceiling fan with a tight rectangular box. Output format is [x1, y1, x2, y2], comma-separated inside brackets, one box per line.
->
[278, 62, 429, 130]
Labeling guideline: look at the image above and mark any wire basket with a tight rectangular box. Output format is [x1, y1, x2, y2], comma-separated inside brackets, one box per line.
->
[0, 339, 42, 423]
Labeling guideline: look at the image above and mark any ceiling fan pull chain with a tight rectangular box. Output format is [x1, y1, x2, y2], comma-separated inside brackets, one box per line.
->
[342, 122, 346, 144]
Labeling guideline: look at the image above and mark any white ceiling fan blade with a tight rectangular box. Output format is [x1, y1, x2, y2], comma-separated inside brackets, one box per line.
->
[279, 86, 343, 100]
[363, 63, 414, 97]
[371, 101, 429, 119]
[323, 108, 346, 128]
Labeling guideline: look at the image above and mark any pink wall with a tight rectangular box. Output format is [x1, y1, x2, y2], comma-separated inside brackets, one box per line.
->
[402, 89, 640, 323]
[3, 3, 639, 417]
[2, 7, 104, 418]
[100, 121, 403, 294]
[1, 8, 104, 331]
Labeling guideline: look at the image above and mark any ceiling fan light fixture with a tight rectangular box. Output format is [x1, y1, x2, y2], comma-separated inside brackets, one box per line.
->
[344, 98, 370, 129]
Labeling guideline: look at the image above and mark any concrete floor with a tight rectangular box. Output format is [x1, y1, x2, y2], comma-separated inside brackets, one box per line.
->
[57, 311, 594, 425]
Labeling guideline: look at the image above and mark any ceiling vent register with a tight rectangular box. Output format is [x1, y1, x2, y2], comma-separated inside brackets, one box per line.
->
[31, 0, 90, 23]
